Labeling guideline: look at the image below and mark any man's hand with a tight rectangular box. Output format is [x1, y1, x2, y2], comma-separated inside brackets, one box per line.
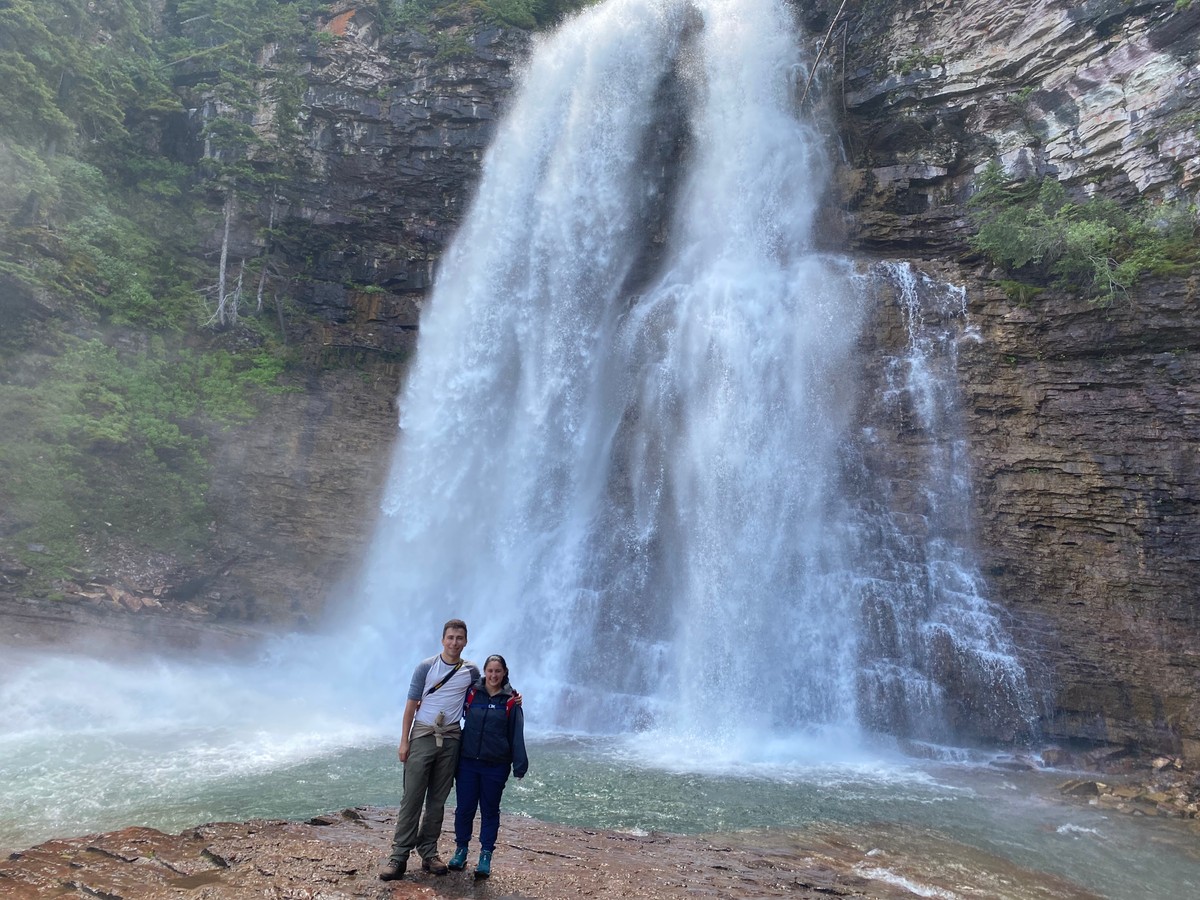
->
[512, 689, 523, 707]
[398, 698, 419, 763]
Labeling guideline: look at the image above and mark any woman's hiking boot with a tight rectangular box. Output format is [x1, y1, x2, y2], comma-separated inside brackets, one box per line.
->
[474, 849, 492, 879]
[448, 846, 468, 871]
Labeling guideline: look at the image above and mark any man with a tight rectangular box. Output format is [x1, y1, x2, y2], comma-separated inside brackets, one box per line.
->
[379, 618, 480, 881]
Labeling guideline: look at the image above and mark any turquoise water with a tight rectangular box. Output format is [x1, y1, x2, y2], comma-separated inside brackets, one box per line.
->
[3, 727, 1196, 900]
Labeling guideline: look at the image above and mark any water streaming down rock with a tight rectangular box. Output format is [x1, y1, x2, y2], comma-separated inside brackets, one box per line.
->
[352, 0, 1035, 750]
[850, 263, 1038, 745]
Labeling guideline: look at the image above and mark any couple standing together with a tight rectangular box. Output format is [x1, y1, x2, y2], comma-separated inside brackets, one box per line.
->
[379, 618, 529, 882]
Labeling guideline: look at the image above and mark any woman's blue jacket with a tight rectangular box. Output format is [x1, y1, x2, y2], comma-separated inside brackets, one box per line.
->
[459, 678, 528, 777]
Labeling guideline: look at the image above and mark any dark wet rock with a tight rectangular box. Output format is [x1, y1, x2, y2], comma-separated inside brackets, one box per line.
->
[1059, 779, 1103, 797]
[0, 593, 265, 657]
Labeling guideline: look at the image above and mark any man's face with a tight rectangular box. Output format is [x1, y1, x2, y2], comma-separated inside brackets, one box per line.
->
[442, 627, 467, 661]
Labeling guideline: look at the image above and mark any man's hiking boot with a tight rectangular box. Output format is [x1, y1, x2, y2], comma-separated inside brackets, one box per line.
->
[422, 855, 450, 876]
[378, 859, 406, 881]
[448, 846, 469, 871]
[474, 849, 492, 879]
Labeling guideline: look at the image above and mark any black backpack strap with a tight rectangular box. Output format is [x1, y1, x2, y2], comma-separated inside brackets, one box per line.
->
[425, 660, 463, 696]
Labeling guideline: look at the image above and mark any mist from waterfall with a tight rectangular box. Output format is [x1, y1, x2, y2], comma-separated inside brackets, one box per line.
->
[342, 0, 1034, 754]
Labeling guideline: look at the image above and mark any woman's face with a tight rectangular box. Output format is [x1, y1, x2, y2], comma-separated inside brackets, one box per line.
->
[484, 659, 506, 690]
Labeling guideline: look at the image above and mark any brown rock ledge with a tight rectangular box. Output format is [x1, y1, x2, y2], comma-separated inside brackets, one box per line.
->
[0, 807, 1102, 899]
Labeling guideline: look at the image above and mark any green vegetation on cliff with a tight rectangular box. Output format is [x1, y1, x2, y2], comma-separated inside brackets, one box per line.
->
[1, 337, 286, 580]
[395, 0, 597, 30]
[0, 0, 316, 586]
[968, 162, 1198, 304]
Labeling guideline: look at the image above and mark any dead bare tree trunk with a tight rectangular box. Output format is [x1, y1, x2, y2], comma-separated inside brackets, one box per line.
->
[214, 190, 236, 326]
[256, 189, 278, 314]
[255, 260, 269, 314]
[274, 292, 288, 345]
[800, 0, 849, 109]
[231, 260, 245, 324]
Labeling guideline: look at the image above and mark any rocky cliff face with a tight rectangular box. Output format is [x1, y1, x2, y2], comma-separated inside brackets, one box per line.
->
[827, 0, 1200, 244]
[250, 0, 1198, 758]
[173, 10, 531, 626]
[819, 0, 1200, 758]
[0, 9, 529, 634]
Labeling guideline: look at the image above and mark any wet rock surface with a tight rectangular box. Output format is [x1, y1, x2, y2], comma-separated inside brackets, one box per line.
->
[958, 275, 1200, 757]
[849, 254, 1200, 759]
[0, 592, 269, 657]
[1055, 749, 1200, 825]
[0, 808, 1105, 900]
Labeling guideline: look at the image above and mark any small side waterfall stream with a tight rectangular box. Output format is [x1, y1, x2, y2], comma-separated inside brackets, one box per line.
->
[350, 0, 1033, 751]
[850, 263, 1037, 746]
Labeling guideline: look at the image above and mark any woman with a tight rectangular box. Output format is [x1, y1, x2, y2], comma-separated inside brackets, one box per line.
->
[448, 653, 528, 878]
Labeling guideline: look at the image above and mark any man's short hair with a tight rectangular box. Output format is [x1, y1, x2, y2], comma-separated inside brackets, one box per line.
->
[443, 618, 468, 638]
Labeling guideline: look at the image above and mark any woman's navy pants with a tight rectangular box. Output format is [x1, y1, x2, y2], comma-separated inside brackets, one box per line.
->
[453, 757, 510, 851]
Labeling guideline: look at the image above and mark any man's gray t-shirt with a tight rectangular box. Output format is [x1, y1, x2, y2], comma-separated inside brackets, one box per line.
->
[408, 655, 479, 728]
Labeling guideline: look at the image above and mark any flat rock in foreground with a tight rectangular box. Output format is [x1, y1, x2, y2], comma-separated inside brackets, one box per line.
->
[0, 807, 1101, 899]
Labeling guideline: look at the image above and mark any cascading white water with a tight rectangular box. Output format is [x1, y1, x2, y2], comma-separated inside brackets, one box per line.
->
[850, 263, 1038, 744]
[346, 0, 1033, 752]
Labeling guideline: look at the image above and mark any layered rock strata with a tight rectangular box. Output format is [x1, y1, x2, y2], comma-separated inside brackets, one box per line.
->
[816, 0, 1200, 758]
[172, 10, 531, 623]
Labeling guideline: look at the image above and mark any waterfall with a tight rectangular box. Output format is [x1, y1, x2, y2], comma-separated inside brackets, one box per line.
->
[349, 0, 1035, 753]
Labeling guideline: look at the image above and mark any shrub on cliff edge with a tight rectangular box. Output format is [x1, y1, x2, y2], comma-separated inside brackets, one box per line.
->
[967, 161, 1197, 305]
